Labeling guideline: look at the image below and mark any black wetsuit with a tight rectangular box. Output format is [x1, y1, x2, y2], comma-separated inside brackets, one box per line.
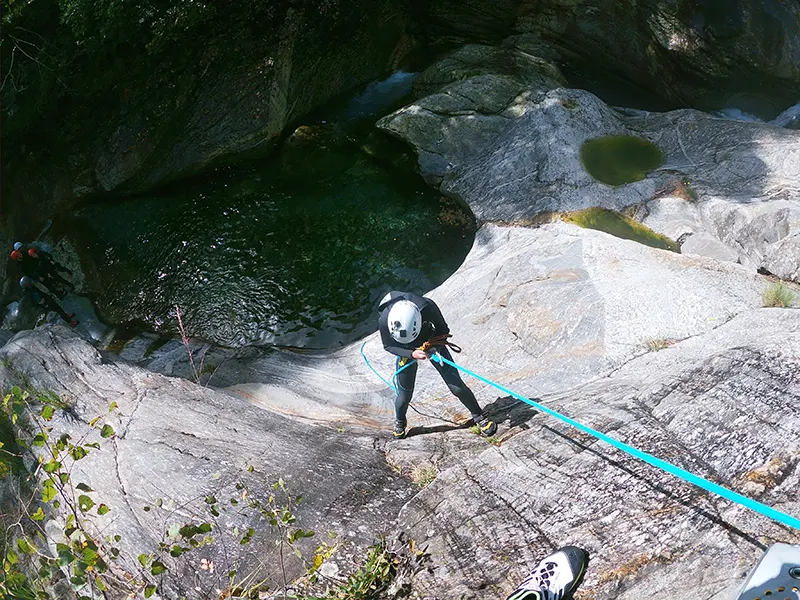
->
[378, 291, 483, 426]
[23, 284, 73, 324]
[16, 245, 71, 297]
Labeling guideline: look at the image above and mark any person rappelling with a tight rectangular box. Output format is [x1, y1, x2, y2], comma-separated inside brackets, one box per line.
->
[378, 290, 498, 440]
[10, 242, 73, 297]
[19, 276, 78, 327]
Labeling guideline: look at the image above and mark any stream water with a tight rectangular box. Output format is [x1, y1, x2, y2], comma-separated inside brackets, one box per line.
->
[63, 72, 475, 349]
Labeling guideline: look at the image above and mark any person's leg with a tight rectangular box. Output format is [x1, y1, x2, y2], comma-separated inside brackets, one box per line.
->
[42, 271, 71, 297]
[430, 347, 482, 418]
[393, 357, 418, 437]
[38, 290, 74, 325]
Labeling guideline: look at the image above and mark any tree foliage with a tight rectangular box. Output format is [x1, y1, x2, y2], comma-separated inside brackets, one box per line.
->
[0, 0, 292, 157]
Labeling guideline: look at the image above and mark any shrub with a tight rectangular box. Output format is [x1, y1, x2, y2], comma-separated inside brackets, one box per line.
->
[762, 283, 796, 308]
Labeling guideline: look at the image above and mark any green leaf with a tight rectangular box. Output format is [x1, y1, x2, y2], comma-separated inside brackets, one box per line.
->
[169, 545, 185, 557]
[240, 528, 254, 545]
[76, 482, 93, 492]
[138, 554, 149, 568]
[288, 528, 315, 543]
[70, 575, 86, 587]
[41, 405, 55, 421]
[30, 507, 45, 521]
[204, 495, 217, 504]
[100, 424, 115, 438]
[144, 585, 156, 598]
[108, 402, 118, 412]
[32, 433, 47, 447]
[43, 460, 61, 474]
[78, 495, 95, 512]
[95, 576, 108, 592]
[6, 549, 18, 564]
[58, 473, 70, 484]
[16, 537, 34, 554]
[198, 523, 212, 534]
[151, 560, 168, 576]
[58, 549, 74, 567]
[69, 445, 88, 461]
[41, 480, 57, 503]
[97, 504, 110, 515]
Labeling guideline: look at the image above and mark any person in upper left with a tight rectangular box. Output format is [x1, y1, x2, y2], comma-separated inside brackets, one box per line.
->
[378, 290, 498, 440]
[10, 241, 72, 297]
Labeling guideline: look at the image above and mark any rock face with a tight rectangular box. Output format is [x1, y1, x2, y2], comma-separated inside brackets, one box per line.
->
[415, 0, 800, 114]
[395, 308, 800, 600]
[379, 50, 800, 281]
[2, 219, 799, 599]
[0, 328, 414, 599]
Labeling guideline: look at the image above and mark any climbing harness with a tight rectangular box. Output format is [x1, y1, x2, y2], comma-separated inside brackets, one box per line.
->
[424, 350, 800, 533]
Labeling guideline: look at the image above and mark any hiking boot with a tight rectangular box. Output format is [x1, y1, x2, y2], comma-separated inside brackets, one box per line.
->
[506, 546, 589, 600]
[392, 421, 407, 440]
[475, 416, 497, 437]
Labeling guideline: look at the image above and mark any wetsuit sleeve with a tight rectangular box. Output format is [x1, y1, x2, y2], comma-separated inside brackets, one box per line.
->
[379, 310, 415, 358]
[424, 300, 450, 337]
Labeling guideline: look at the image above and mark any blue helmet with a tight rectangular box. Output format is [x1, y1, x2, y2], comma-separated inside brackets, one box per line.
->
[19, 276, 33, 288]
[13, 242, 23, 251]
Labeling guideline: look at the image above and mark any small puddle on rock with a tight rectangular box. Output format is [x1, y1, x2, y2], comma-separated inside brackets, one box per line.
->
[580, 135, 663, 186]
[564, 208, 679, 252]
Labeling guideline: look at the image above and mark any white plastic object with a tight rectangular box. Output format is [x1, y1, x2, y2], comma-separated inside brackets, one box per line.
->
[734, 543, 800, 600]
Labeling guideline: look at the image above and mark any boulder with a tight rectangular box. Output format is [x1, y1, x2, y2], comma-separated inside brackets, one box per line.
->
[0, 327, 414, 599]
[379, 62, 800, 280]
[411, 39, 566, 99]
[279, 123, 356, 181]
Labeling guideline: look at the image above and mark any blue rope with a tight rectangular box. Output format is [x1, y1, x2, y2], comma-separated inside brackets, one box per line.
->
[359, 341, 415, 392]
[430, 351, 800, 532]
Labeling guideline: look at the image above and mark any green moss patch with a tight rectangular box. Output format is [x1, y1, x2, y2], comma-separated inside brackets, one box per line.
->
[564, 208, 679, 252]
[0, 415, 24, 480]
[580, 136, 663, 186]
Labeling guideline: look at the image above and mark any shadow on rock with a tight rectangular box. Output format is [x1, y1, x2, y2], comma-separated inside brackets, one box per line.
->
[483, 394, 539, 428]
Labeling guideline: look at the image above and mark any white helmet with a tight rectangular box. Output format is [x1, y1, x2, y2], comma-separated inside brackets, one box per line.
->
[387, 300, 422, 344]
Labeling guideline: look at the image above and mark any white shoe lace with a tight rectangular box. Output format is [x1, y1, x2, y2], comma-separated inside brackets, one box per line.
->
[523, 561, 564, 600]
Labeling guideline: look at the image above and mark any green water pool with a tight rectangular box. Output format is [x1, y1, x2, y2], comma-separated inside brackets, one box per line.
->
[66, 151, 474, 348]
